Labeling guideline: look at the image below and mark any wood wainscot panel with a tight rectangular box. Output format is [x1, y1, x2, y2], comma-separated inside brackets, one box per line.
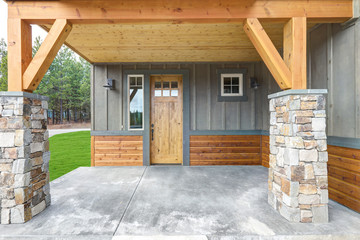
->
[93, 135, 143, 166]
[190, 135, 261, 166]
[328, 145, 360, 213]
[261, 135, 270, 168]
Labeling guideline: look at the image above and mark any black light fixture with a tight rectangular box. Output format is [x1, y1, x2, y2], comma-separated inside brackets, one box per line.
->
[103, 78, 115, 90]
[250, 77, 260, 90]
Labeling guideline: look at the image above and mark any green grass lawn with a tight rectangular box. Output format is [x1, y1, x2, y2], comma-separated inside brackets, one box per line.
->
[49, 131, 91, 181]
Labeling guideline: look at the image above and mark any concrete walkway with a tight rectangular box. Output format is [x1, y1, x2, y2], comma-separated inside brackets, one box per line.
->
[49, 128, 90, 137]
[1, 166, 360, 239]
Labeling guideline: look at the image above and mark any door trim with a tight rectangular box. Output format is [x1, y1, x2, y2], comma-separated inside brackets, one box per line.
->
[150, 75, 183, 165]
[123, 69, 190, 166]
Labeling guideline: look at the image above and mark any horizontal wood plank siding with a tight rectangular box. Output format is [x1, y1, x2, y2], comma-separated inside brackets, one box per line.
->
[328, 145, 360, 213]
[190, 135, 261, 165]
[93, 135, 143, 166]
[261, 135, 270, 168]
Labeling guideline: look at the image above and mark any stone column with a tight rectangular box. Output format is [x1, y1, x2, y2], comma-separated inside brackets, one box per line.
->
[267, 90, 328, 223]
[0, 92, 50, 224]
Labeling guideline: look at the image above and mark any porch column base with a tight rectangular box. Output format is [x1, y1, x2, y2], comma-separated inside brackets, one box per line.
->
[0, 92, 50, 224]
[267, 89, 329, 223]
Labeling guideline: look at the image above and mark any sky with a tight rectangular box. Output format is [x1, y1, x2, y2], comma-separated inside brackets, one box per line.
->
[0, 2, 47, 43]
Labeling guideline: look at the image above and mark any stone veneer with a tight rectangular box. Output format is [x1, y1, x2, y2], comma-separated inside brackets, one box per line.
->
[267, 90, 328, 223]
[0, 92, 50, 224]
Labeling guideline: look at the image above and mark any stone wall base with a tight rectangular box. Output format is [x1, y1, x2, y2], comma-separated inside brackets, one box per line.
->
[0, 92, 50, 224]
[268, 90, 329, 223]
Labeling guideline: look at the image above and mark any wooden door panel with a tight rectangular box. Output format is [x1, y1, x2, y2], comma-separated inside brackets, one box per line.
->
[150, 75, 183, 164]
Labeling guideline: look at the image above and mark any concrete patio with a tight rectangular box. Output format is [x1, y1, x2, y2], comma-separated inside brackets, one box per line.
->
[0, 166, 360, 240]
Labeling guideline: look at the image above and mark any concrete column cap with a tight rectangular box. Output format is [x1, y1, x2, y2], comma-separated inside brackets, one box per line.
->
[268, 89, 328, 99]
[0, 91, 49, 101]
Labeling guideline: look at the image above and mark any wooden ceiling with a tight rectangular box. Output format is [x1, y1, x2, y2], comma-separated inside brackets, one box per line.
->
[41, 22, 315, 63]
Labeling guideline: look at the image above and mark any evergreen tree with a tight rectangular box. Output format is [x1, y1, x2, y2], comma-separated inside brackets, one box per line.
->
[0, 36, 91, 123]
[0, 38, 7, 91]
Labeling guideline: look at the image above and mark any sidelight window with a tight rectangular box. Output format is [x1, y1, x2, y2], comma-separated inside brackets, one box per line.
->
[128, 75, 144, 130]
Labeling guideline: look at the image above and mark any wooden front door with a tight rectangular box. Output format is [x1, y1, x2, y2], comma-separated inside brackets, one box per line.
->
[150, 75, 183, 164]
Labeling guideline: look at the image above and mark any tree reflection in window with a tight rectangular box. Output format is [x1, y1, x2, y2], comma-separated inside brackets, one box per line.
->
[129, 76, 143, 130]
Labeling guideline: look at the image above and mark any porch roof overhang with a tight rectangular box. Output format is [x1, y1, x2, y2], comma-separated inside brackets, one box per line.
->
[6, 0, 355, 64]
[5, 0, 357, 92]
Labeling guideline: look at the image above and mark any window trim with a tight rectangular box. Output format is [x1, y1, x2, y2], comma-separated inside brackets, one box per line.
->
[217, 68, 248, 102]
[220, 73, 244, 97]
[128, 74, 145, 131]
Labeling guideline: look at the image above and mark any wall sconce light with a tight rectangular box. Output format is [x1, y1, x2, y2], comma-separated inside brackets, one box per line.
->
[250, 77, 260, 90]
[103, 78, 115, 90]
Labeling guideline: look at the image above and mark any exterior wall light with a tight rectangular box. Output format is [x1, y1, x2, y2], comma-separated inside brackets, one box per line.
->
[103, 78, 115, 90]
[250, 77, 260, 90]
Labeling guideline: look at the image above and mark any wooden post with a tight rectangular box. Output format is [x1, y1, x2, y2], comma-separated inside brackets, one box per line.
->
[284, 17, 307, 89]
[243, 18, 292, 89]
[7, 19, 32, 91]
[23, 19, 72, 92]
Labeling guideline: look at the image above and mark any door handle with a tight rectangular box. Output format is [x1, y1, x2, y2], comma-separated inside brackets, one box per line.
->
[151, 128, 154, 141]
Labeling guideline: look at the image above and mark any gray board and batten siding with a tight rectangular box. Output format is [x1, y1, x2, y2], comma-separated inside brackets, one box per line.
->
[307, 20, 360, 140]
[92, 63, 268, 132]
[91, 20, 360, 152]
[258, 20, 360, 143]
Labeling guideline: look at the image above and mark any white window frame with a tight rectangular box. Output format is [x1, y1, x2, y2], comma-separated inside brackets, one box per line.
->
[220, 73, 243, 97]
[128, 74, 144, 131]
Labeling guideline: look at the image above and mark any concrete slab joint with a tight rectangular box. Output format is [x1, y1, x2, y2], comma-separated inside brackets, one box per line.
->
[0, 92, 50, 224]
[268, 89, 329, 223]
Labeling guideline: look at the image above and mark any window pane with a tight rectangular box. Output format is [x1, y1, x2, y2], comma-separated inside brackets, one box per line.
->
[171, 81, 178, 89]
[224, 77, 231, 85]
[130, 77, 136, 86]
[223, 86, 231, 93]
[163, 82, 170, 89]
[163, 90, 170, 96]
[232, 86, 239, 94]
[137, 77, 142, 86]
[171, 90, 178, 97]
[155, 81, 161, 89]
[129, 85, 143, 129]
[232, 77, 239, 85]
[155, 90, 162, 97]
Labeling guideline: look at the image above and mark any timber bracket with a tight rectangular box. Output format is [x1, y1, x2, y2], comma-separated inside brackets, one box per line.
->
[8, 19, 72, 92]
[243, 18, 307, 90]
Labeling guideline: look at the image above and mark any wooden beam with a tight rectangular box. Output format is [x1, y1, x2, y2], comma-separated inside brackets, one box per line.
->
[284, 17, 307, 89]
[7, 19, 32, 91]
[243, 18, 292, 90]
[23, 19, 72, 92]
[7, 0, 353, 24]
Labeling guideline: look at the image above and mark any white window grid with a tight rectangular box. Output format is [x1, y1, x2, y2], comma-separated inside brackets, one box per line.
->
[220, 73, 243, 97]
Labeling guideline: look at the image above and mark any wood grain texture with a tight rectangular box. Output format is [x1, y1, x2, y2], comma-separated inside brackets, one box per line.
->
[243, 18, 292, 89]
[283, 17, 307, 89]
[328, 145, 360, 213]
[91, 136, 95, 167]
[93, 135, 143, 166]
[23, 19, 72, 92]
[150, 75, 183, 164]
[190, 135, 261, 166]
[7, 19, 32, 91]
[42, 22, 287, 63]
[8, 0, 353, 23]
[261, 135, 270, 168]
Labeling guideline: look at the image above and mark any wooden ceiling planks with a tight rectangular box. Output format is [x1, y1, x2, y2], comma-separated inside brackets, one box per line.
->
[41, 22, 313, 63]
[7, 0, 351, 63]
